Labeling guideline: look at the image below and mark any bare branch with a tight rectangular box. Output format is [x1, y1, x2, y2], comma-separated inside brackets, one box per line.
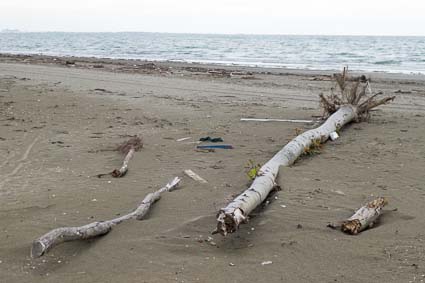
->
[31, 177, 181, 258]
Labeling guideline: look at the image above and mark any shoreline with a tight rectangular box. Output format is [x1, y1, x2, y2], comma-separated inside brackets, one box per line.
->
[1, 52, 425, 79]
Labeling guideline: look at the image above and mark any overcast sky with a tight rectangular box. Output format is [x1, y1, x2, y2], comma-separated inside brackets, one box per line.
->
[1, 0, 424, 35]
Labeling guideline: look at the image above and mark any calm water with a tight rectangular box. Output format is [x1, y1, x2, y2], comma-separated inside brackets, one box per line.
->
[1, 32, 425, 74]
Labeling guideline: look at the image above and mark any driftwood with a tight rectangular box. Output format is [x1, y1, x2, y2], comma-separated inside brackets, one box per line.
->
[240, 118, 313, 123]
[31, 177, 181, 258]
[214, 68, 395, 236]
[341, 197, 388, 234]
[184, 169, 208, 183]
[97, 136, 143, 178]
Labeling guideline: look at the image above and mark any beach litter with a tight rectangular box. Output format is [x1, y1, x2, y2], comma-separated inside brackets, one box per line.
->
[197, 144, 233, 150]
[240, 118, 313, 123]
[199, 136, 224, 142]
[176, 137, 192, 142]
[329, 131, 339, 141]
[184, 169, 208, 183]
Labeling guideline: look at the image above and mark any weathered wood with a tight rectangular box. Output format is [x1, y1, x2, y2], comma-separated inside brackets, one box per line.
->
[341, 197, 388, 234]
[240, 118, 313, 123]
[111, 147, 135, 177]
[31, 177, 181, 258]
[214, 105, 358, 235]
[97, 136, 143, 178]
[184, 169, 208, 183]
[214, 69, 395, 236]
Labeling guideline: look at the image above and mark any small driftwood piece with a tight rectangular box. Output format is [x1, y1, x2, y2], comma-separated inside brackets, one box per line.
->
[240, 118, 313, 123]
[97, 136, 143, 178]
[31, 177, 181, 258]
[341, 197, 388, 235]
[184, 169, 208, 183]
[214, 68, 395, 236]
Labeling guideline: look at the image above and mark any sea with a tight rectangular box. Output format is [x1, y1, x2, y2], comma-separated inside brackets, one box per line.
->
[1, 32, 425, 74]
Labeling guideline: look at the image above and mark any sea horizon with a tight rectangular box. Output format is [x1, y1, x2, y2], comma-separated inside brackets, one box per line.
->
[1, 32, 425, 74]
[3, 29, 425, 37]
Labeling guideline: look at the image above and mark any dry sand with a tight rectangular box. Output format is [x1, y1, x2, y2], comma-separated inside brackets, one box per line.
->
[0, 55, 425, 282]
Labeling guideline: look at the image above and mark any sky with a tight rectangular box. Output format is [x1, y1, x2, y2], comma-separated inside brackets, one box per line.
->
[1, 0, 424, 36]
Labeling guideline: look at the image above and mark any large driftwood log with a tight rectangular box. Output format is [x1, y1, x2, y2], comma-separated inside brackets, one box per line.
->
[31, 177, 181, 258]
[214, 69, 394, 236]
[97, 136, 143, 178]
[341, 197, 388, 234]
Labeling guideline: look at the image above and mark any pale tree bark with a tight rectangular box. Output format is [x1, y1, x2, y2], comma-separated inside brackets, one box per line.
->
[184, 169, 208, 183]
[111, 147, 135, 177]
[214, 69, 394, 236]
[97, 136, 143, 178]
[31, 177, 181, 258]
[341, 197, 388, 234]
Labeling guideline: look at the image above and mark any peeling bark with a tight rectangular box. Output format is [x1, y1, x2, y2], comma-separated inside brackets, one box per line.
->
[341, 197, 388, 235]
[31, 177, 181, 258]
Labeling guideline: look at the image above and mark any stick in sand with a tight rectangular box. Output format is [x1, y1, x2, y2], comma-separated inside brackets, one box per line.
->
[31, 177, 181, 258]
[97, 136, 143, 178]
[340, 197, 388, 235]
[240, 118, 314, 123]
[184, 169, 208, 183]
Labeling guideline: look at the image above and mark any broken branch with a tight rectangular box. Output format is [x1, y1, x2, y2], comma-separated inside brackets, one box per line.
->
[341, 197, 388, 235]
[31, 177, 181, 258]
[97, 136, 143, 178]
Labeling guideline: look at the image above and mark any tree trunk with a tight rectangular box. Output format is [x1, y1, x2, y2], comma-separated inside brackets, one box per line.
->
[214, 105, 358, 235]
[31, 177, 181, 258]
[214, 69, 394, 236]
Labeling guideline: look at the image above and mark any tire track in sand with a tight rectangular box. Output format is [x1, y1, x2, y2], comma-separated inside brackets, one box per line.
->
[0, 135, 40, 191]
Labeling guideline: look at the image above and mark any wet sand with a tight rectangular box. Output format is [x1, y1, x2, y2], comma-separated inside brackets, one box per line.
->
[0, 55, 425, 282]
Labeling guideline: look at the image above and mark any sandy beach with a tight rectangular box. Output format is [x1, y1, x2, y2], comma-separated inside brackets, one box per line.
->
[1, 55, 425, 282]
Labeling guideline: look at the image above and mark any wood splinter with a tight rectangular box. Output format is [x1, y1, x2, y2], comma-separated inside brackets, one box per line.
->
[31, 176, 181, 258]
[341, 197, 388, 235]
[97, 136, 143, 178]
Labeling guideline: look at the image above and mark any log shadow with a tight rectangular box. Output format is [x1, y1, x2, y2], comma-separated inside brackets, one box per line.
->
[377, 209, 415, 226]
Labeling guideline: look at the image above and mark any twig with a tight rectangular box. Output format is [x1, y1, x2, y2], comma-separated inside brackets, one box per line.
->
[97, 136, 143, 178]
